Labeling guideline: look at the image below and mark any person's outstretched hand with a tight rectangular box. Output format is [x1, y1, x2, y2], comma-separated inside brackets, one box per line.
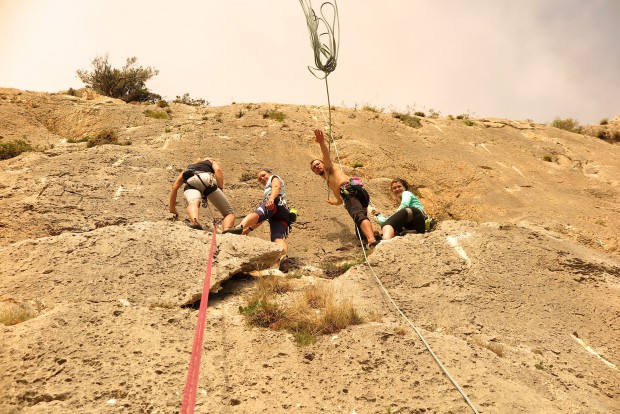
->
[314, 129, 325, 144]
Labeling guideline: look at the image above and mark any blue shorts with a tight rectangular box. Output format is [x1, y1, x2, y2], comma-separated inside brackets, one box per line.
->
[254, 201, 291, 241]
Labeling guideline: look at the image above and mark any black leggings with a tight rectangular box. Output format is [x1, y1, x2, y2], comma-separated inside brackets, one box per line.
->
[341, 187, 370, 228]
[383, 207, 426, 234]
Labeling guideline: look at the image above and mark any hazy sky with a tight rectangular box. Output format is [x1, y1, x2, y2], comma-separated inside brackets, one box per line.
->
[1, 0, 619, 124]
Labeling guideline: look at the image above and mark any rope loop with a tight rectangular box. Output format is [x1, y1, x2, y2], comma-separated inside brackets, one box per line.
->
[299, 0, 340, 79]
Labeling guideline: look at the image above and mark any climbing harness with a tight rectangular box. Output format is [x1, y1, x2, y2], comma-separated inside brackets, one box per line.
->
[184, 171, 217, 194]
[180, 219, 219, 413]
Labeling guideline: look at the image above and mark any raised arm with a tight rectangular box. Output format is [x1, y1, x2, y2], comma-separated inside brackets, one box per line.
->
[169, 172, 184, 215]
[314, 129, 334, 171]
[211, 160, 224, 189]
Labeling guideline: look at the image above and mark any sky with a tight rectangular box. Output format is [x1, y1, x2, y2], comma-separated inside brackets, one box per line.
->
[1, 0, 619, 125]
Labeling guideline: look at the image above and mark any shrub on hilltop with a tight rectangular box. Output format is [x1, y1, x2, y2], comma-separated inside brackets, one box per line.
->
[550, 117, 582, 133]
[76, 54, 161, 103]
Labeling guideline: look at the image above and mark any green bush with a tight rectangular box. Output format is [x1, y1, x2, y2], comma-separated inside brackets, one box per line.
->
[76, 54, 160, 103]
[392, 113, 422, 128]
[463, 120, 474, 126]
[550, 117, 582, 133]
[414, 111, 426, 117]
[144, 109, 170, 120]
[86, 130, 129, 148]
[599, 130, 620, 143]
[428, 108, 441, 118]
[263, 110, 285, 122]
[239, 171, 255, 182]
[157, 100, 169, 108]
[66, 137, 89, 144]
[600, 118, 609, 125]
[362, 104, 382, 113]
[173, 93, 209, 106]
[0, 139, 34, 160]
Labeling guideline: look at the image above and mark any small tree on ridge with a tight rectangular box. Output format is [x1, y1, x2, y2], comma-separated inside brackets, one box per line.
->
[76, 54, 160, 102]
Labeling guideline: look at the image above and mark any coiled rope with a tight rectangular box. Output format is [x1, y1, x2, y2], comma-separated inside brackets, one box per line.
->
[299, 0, 339, 80]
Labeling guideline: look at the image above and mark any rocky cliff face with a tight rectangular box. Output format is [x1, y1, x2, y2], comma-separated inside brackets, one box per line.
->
[1, 88, 619, 413]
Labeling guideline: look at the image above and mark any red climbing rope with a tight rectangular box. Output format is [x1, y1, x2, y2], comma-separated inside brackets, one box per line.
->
[180, 224, 218, 414]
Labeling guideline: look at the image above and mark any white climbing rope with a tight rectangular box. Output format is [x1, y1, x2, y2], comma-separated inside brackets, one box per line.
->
[354, 229, 480, 414]
[299, 0, 339, 80]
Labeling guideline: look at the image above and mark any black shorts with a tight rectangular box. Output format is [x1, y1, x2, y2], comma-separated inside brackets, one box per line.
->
[339, 186, 370, 227]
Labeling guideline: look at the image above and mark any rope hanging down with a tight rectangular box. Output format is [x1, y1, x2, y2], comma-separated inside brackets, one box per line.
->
[301, 4, 478, 411]
[353, 229, 480, 414]
[299, 0, 341, 198]
[180, 223, 218, 414]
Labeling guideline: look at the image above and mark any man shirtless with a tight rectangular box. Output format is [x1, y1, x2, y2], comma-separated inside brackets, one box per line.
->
[310, 129, 378, 248]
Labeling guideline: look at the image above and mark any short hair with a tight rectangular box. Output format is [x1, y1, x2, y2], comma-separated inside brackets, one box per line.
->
[390, 177, 409, 191]
[309, 159, 322, 169]
[257, 168, 273, 174]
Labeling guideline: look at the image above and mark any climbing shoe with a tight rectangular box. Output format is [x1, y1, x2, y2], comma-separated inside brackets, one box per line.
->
[187, 220, 203, 230]
[425, 217, 437, 232]
[223, 224, 244, 235]
[366, 239, 380, 249]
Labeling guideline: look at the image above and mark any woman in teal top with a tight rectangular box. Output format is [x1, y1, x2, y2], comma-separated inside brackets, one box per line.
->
[370, 178, 427, 240]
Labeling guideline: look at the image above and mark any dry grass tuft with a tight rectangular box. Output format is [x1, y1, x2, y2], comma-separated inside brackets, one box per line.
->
[473, 338, 506, 357]
[256, 275, 292, 297]
[149, 300, 177, 309]
[0, 302, 38, 326]
[302, 284, 328, 309]
[240, 280, 363, 346]
[319, 299, 363, 334]
[394, 326, 407, 336]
